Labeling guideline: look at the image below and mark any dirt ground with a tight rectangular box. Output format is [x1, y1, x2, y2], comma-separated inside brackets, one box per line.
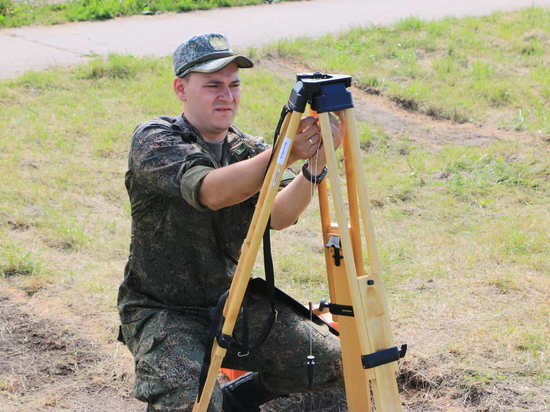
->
[0, 59, 547, 412]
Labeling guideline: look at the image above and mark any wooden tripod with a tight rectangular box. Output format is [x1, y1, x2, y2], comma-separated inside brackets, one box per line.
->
[193, 73, 405, 412]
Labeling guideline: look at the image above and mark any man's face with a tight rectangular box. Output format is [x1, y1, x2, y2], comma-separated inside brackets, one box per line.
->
[174, 63, 242, 142]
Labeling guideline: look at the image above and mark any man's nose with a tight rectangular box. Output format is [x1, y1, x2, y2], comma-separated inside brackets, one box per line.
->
[218, 85, 233, 101]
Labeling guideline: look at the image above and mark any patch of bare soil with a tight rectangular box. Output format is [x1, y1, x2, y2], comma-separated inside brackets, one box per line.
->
[0, 289, 144, 412]
[1, 58, 548, 412]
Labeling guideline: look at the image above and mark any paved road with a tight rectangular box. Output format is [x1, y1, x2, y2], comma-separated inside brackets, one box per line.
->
[1, 0, 550, 79]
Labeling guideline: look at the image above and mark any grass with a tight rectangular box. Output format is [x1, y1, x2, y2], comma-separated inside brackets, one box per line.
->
[269, 6, 550, 134]
[0, 0, 296, 28]
[1, 7, 549, 411]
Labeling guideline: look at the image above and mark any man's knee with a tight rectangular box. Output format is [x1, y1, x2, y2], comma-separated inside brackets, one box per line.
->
[133, 348, 223, 412]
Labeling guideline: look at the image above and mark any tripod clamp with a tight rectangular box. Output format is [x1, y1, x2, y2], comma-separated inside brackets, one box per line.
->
[319, 297, 407, 370]
[362, 344, 408, 370]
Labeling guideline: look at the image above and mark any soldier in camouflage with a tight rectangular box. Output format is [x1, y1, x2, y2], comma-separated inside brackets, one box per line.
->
[117, 33, 345, 412]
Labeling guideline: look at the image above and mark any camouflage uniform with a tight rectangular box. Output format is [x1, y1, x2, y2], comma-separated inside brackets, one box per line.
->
[118, 115, 343, 411]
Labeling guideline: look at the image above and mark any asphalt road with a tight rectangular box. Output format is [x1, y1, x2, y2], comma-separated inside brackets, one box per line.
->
[1, 0, 550, 79]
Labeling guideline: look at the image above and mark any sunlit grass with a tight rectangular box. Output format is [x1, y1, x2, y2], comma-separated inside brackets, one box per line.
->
[268, 7, 550, 133]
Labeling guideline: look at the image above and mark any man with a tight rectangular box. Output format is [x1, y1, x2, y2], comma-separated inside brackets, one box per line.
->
[117, 33, 345, 412]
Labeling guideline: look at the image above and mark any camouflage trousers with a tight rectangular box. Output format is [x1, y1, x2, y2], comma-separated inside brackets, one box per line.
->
[120, 293, 343, 412]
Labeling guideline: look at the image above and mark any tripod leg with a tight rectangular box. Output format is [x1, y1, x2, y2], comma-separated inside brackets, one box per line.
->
[345, 109, 399, 359]
[319, 218, 373, 410]
[318, 109, 403, 412]
[192, 110, 304, 412]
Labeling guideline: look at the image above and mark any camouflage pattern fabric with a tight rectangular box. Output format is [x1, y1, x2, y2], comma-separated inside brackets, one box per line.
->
[119, 294, 343, 411]
[118, 114, 269, 323]
[172, 33, 253, 78]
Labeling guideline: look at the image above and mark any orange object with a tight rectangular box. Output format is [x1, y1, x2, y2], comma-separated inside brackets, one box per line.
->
[318, 312, 340, 332]
[220, 368, 248, 380]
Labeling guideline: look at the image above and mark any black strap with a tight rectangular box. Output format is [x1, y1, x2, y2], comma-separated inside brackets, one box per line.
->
[197, 222, 278, 399]
[197, 290, 229, 401]
[214, 224, 278, 354]
[262, 221, 277, 315]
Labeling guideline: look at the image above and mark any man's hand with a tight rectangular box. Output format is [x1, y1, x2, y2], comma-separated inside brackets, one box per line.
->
[287, 111, 346, 173]
[270, 110, 346, 230]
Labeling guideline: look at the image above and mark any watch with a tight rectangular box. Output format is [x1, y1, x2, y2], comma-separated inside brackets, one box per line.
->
[302, 161, 328, 185]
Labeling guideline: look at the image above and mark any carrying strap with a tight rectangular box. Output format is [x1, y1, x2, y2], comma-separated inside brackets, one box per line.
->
[261, 222, 277, 314]
[198, 220, 278, 399]
[210, 210, 277, 319]
[218, 223, 279, 354]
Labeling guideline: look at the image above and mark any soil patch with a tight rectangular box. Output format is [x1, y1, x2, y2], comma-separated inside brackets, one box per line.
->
[0, 289, 144, 412]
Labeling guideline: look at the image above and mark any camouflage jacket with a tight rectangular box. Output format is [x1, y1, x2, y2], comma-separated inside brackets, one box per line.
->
[117, 114, 270, 323]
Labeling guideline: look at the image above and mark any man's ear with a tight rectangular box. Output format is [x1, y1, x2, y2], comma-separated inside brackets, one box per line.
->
[173, 77, 186, 102]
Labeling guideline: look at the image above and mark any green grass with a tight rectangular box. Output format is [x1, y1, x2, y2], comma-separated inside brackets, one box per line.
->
[0, 7, 549, 411]
[0, 0, 297, 27]
[268, 6, 550, 134]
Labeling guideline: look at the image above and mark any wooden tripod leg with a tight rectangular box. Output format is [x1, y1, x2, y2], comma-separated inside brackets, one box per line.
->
[318, 109, 403, 412]
[192, 110, 303, 412]
[318, 111, 374, 409]
[319, 222, 373, 409]
[344, 109, 399, 363]
[318, 114, 372, 411]
[345, 108, 402, 411]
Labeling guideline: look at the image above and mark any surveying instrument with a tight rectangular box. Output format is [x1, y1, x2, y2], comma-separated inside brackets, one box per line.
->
[193, 72, 407, 412]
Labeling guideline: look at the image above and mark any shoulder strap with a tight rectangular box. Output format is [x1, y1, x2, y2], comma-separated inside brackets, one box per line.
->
[198, 221, 278, 398]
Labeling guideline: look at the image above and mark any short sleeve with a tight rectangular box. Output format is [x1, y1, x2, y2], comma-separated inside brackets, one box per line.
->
[179, 165, 213, 211]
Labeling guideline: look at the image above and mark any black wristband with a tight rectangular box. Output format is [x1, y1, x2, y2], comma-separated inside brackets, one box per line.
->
[302, 161, 328, 185]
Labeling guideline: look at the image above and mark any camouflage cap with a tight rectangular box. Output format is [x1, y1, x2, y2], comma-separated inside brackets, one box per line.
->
[172, 33, 254, 78]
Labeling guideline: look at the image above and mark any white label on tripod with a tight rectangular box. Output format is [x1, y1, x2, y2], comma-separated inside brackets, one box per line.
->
[277, 137, 292, 165]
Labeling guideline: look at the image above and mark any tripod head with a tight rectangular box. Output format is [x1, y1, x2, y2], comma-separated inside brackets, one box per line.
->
[273, 72, 354, 143]
[288, 72, 354, 113]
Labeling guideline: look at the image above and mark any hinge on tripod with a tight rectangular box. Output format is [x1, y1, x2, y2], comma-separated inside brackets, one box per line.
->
[361, 344, 408, 369]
